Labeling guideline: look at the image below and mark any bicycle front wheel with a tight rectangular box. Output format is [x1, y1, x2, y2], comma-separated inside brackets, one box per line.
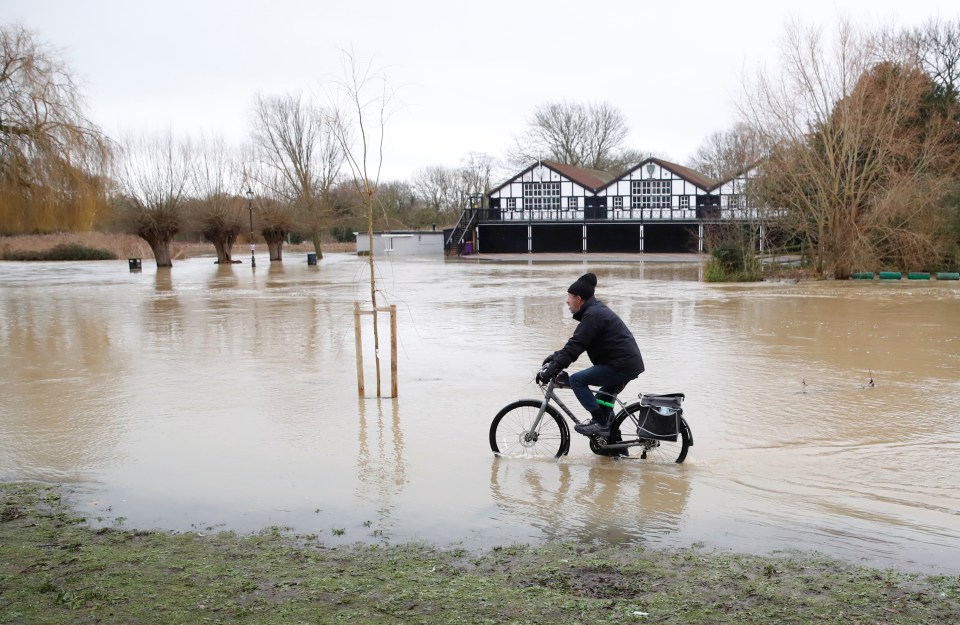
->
[489, 400, 569, 458]
[610, 403, 690, 464]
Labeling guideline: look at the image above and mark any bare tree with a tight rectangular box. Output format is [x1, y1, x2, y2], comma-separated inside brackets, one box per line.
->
[189, 135, 244, 264]
[458, 151, 497, 203]
[509, 101, 630, 170]
[411, 165, 457, 221]
[250, 93, 343, 260]
[742, 20, 960, 278]
[329, 48, 397, 397]
[913, 16, 960, 100]
[0, 24, 111, 234]
[372, 180, 414, 227]
[114, 132, 193, 267]
[688, 123, 765, 182]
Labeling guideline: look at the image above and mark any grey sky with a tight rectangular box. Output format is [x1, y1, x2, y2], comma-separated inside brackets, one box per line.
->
[5, 0, 954, 180]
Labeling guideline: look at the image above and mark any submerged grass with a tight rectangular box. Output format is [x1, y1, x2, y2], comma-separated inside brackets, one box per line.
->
[3, 481, 959, 624]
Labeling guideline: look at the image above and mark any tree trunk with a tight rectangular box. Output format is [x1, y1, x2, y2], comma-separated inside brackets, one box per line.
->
[206, 232, 236, 264]
[311, 232, 324, 260]
[212, 239, 232, 264]
[143, 236, 173, 267]
[263, 228, 286, 261]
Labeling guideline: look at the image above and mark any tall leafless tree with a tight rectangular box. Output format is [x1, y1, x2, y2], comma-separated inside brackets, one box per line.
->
[250, 93, 343, 260]
[509, 101, 630, 171]
[688, 123, 766, 182]
[191, 135, 243, 264]
[114, 132, 194, 267]
[912, 16, 960, 100]
[0, 24, 111, 234]
[329, 48, 398, 397]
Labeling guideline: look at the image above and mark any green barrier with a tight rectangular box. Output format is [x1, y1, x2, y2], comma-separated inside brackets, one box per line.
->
[936, 272, 960, 280]
[851, 272, 874, 280]
[908, 272, 931, 280]
[879, 271, 902, 280]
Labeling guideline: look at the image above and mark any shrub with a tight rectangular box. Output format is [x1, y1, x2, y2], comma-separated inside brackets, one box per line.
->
[3, 243, 116, 261]
[704, 244, 763, 282]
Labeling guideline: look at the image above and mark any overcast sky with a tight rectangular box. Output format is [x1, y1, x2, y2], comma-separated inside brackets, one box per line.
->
[6, 0, 955, 181]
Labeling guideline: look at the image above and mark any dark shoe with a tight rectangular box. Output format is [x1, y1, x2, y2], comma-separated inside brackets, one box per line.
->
[574, 419, 598, 435]
[575, 420, 610, 436]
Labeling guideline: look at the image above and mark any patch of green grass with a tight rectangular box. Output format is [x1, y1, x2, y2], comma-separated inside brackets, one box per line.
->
[3, 481, 959, 624]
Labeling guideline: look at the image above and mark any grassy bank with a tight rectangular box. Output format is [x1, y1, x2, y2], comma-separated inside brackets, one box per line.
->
[2, 483, 959, 624]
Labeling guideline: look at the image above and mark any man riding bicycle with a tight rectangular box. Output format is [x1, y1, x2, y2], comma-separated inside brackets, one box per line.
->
[537, 272, 645, 437]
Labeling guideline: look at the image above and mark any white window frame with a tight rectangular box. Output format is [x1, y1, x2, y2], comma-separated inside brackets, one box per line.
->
[522, 182, 561, 211]
[631, 180, 671, 209]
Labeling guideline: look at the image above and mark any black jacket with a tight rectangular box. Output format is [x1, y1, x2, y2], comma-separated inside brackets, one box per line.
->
[550, 298, 645, 375]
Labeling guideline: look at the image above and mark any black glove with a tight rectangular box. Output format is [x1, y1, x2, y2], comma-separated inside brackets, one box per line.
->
[536, 361, 561, 384]
[542, 354, 555, 366]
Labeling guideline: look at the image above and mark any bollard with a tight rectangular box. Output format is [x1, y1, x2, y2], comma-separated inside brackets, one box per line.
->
[128, 258, 142, 272]
[307, 253, 317, 265]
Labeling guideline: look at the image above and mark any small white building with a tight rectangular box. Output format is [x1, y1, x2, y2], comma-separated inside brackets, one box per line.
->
[354, 231, 445, 256]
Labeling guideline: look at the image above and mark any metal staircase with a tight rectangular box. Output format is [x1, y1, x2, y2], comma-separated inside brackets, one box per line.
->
[444, 207, 478, 256]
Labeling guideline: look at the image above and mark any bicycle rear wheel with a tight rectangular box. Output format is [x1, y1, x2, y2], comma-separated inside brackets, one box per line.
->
[490, 400, 569, 458]
[609, 403, 690, 463]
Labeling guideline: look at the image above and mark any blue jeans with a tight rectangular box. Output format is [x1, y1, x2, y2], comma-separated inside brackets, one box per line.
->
[569, 365, 639, 423]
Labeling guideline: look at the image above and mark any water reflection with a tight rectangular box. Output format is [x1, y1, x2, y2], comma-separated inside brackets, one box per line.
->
[356, 398, 408, 504]
[489, 458, 691, 545]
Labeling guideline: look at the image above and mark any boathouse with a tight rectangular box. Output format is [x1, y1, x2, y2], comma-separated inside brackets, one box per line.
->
[445, 158, 758, 255]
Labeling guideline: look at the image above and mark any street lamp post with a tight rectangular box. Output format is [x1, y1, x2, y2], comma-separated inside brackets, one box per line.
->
[246, 188, 256, 268]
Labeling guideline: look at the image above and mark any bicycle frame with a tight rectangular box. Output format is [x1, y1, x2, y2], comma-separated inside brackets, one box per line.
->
[526, 377, 626, 436]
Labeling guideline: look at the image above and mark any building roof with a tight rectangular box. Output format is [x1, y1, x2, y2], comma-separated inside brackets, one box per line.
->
[600, 157, 717, 192]
[488, 159, 617, 195]
[541, 160, 617, 191]
[488, 157, 742, 197]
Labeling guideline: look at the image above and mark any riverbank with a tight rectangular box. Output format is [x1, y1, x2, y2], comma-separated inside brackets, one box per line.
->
[2, 482, 958, 624]
[0, 233, 355, 261]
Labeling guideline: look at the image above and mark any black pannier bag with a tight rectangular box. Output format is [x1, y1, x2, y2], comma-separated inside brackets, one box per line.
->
[636, 393, 684, 441]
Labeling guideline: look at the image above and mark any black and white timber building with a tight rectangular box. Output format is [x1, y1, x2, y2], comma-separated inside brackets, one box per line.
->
[446, 157, 760, 254]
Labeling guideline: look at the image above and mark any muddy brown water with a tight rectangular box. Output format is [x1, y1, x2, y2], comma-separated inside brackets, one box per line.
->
[1, 254, 959, 574]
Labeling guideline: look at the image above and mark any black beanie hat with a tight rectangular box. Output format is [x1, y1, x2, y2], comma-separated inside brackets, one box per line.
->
[567, 272, 597, 300]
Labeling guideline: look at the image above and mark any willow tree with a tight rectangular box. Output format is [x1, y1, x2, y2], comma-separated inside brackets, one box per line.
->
[114, 132, 193, 267]
[0, 24, 111, 233]
[250, 93, 343, 260]
[191, 136, 243, 264]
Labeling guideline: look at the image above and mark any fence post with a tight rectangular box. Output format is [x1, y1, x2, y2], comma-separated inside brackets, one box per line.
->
[390, 305, 398, 397]
[354, 302, 365, 397]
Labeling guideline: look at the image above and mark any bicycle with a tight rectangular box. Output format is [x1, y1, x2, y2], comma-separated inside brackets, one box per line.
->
[489, 370, 693, 463]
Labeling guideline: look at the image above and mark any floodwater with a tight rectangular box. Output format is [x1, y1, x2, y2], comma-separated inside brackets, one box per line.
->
[1, 253, 959, 574]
